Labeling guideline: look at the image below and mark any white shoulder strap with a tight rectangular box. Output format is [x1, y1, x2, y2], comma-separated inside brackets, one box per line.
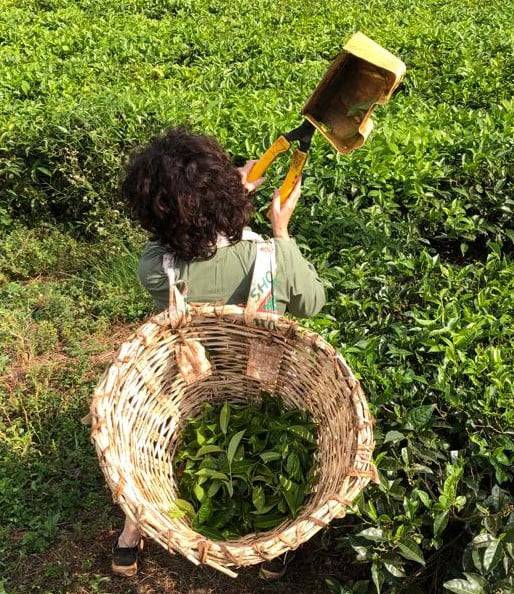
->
[245, 239, 277, 321]
[162, 252, 178, 282]
[241, 227, 264, 242]
[163, 253, 187, 326]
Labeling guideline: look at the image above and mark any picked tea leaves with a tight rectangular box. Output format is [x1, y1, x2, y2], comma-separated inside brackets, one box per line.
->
[171, 394, 317, 540]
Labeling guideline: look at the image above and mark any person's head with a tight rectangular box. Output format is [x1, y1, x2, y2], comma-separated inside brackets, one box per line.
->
[121, 126, 253, 261]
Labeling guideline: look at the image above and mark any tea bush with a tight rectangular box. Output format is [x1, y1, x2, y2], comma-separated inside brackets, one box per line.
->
[1, 0, 513, 592]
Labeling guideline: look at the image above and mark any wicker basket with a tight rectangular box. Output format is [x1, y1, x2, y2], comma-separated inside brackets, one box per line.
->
[90, 301, 376, 577]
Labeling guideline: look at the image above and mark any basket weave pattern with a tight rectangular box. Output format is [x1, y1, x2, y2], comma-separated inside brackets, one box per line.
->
[90, 304, 375, 577]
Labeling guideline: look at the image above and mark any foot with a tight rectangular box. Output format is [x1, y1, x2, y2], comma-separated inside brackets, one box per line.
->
[111, 535, 143, 577]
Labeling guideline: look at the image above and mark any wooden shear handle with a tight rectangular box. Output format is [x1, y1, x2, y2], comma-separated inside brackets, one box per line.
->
[248, 137, 308, 204]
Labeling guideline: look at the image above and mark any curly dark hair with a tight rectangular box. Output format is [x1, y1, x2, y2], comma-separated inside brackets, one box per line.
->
[121, 126, 253, 261]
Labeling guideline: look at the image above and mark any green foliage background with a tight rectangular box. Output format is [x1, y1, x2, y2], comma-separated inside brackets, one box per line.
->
[1, 0, 513, 592]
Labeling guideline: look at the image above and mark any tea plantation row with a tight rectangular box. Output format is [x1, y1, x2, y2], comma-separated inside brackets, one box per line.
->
[1, 1, 513, 592]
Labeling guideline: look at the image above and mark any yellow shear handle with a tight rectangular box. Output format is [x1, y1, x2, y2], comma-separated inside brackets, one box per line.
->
[247, 135, 290, 182]
[278, 149, 308, 204]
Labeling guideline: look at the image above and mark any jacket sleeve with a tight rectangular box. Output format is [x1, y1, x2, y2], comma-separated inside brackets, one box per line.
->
[137, 241, 170, 311]
[276, 238, 326, 318]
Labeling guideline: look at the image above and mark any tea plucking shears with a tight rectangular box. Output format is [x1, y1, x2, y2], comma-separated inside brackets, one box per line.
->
[246, 32, 406, 203]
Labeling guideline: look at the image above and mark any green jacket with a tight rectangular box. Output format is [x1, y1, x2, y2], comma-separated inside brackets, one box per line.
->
[138, 237, 325, 317]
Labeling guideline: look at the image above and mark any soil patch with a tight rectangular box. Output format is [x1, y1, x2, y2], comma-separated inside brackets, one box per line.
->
[7, 523, 347, 593]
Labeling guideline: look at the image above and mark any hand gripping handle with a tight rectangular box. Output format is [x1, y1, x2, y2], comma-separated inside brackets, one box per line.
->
[277, 148, 308, 204]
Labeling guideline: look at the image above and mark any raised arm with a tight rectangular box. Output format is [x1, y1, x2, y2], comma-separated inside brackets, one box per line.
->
[269, 177, 325, 317]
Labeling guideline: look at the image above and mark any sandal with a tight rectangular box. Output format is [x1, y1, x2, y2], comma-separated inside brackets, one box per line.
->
[259, 552, 295, 581]
[111, 535, 144, 577]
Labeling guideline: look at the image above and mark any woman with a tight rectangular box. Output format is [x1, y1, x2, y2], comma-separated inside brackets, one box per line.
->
[113, 126, 325, 577]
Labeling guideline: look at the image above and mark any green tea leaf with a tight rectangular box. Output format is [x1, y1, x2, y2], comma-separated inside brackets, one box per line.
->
[169, 498, 195, 520]
[36, 166, 52, 177]
[227, 430, 246, 466]
[248, 434, 265, 453]
[225, 479, 234, 498]
[482, 538, 503, 572]
[252, 513, 286, 530]
[175, 498, 196, 515]
[384, 430, 405, 444]
[443, 578, 485, 594]
[357, 527, 386, 542]
[371, 561, 384, 594]
[193, 482, 205, 502]
[286, 452, 301, 479]
[251, 502, 278, 515]
[259, 451, 282, 463]
[220, 402, 230, 435]
[383, 558, 406, 577]
[253, 463, 275, 479]
[168, 508, 186, 520]
[207, 481, 222, 498]
[196, 468, 228, 480]
[196, 445, 224, 457]
[413, 489, 431, 508]
[252, 485, 265, 512]
[194, 525, 224, 541]
[279, 474, 300, 516]
[398, 537, 425, 566]
[407, 405, 435, 429]
[212, 505, 236, 529]
[196, 428, 207, 445]
[197, 497, 213, 525]
[434, 511, 449, 537]
[287, 425, 315, 443]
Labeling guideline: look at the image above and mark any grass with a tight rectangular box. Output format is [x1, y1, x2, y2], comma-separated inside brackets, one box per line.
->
[1, 0, 513, 592]
[0, 231, 148, 586]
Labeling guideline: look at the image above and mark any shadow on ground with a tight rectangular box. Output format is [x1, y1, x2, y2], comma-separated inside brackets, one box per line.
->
[8, 521, 344, 593]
